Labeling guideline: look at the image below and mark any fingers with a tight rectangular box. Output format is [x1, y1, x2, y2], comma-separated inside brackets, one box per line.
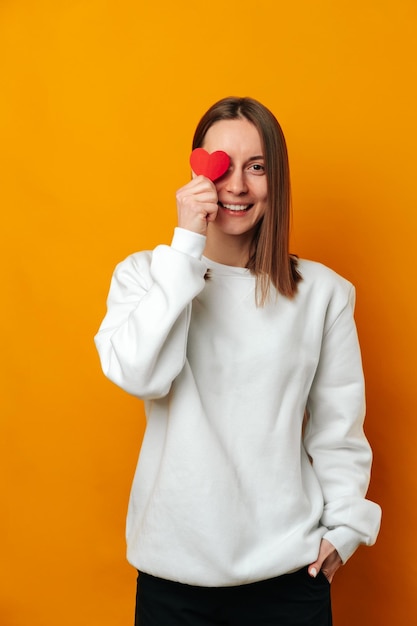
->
[176, 176, 218, 235]
[308, 539, 342, 583]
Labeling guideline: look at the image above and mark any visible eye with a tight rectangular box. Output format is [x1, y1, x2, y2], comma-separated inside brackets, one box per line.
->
[248, 163, 265, 174]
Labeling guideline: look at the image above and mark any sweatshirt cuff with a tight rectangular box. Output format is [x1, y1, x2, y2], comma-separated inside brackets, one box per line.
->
[171, 227, 207, 259]
[321, 498, 381, 563]
[322, 527, 362, 564]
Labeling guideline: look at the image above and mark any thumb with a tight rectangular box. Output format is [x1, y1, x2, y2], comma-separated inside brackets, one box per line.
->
[308, 539, 335, 578]
[308, 559, 322, 579]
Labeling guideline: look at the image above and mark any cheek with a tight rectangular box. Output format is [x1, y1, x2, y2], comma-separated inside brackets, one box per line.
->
[257, 190, 268, 218]
[214, 180, 225, 197]
[256, 180, 268, 204]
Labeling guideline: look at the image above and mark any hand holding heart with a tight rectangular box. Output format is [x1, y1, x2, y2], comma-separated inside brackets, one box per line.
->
[176, 175, 219, 236]
[175, 149, 230, 236]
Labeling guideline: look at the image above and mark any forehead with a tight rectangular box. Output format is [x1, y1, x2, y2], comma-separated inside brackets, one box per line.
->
[202, 118, 263, 155]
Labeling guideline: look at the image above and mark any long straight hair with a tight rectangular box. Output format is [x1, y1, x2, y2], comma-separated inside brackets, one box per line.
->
[192, 97, 301, 305]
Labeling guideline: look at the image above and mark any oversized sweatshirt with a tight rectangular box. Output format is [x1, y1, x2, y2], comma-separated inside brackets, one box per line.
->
[94, 227, 381, 587]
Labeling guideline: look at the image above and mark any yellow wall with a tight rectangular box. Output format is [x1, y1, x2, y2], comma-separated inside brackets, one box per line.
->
[1, 1, 416, 624]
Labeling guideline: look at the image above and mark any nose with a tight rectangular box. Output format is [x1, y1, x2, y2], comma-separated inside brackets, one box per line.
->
[224, 168, 248, 196]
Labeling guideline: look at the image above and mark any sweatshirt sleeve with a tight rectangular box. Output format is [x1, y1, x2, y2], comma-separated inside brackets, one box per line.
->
[94, 228, 207, 399]
[304, 284, 381, 563]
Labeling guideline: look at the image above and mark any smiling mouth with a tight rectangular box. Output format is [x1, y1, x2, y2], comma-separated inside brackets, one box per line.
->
[219, 202, 253, 212]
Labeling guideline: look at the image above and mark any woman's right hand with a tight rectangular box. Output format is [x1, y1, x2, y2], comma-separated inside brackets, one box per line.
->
[175, 175, 219, 236]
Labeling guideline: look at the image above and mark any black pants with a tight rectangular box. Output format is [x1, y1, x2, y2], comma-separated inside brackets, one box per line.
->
[135, 567, 332, 626]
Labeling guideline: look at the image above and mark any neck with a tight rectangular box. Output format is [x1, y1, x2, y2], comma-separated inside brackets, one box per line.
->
[203, 228, 253, 268]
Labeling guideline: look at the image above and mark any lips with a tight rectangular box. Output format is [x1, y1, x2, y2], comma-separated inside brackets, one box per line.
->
[219, 202, 253, 212]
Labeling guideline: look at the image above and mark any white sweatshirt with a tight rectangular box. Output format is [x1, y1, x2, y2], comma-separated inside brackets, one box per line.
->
[95, 227, 381, 587]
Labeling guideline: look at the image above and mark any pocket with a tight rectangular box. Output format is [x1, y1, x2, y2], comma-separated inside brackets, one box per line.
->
[319, 570, 331, 585]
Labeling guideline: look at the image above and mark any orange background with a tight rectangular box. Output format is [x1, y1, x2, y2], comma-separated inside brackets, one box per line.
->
[1, 1, 416, 624]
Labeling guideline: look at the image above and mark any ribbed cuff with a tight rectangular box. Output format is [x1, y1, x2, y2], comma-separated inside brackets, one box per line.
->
[171, 228, 207, 259]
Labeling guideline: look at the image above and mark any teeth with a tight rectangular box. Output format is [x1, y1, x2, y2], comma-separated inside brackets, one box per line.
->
[222, 203, 250, 211]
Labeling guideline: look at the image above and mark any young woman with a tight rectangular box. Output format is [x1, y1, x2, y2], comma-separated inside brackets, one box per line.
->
[95, 97, 381, 625]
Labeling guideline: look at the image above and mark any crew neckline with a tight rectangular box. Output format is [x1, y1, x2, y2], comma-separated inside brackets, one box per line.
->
[202, 256, 253, 277]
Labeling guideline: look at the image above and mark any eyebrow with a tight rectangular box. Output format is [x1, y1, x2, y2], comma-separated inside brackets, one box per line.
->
[247, 155, 264, 161]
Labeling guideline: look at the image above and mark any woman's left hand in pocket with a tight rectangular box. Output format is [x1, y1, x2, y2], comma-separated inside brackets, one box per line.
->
[308, 539, 342, 583]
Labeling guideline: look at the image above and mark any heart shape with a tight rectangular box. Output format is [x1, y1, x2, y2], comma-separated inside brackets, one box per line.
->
[190, 148, 230, 181]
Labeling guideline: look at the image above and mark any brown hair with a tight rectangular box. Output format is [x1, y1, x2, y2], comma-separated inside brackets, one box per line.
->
[193, 96, 301, 304]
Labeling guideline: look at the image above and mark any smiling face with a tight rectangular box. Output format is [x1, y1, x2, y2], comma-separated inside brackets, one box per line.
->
[201, 118, 268, 262]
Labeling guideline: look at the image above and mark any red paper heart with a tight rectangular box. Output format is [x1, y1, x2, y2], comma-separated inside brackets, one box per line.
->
[190, 148, 230, 181]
